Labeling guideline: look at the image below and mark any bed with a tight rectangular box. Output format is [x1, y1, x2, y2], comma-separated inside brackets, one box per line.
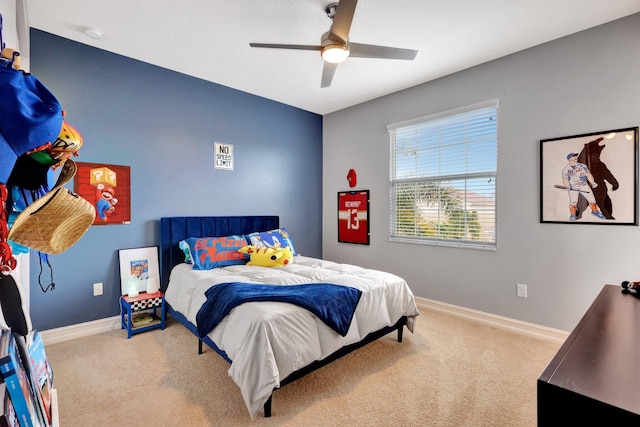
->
[160, 216, 420, 418]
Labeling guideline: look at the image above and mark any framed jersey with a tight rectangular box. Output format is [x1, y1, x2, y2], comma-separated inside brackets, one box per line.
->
[540, 127, 638, 225]
[338, 190, 370, 244]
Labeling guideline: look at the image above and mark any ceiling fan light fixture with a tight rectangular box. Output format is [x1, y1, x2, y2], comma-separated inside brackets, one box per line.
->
[322, 44, 349, 63]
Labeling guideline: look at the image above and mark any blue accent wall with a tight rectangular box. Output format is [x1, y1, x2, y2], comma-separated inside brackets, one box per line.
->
[28, 30, 323, 330]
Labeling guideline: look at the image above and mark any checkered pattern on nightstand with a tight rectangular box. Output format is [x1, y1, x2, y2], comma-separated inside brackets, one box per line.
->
[129, 296, 163, 311]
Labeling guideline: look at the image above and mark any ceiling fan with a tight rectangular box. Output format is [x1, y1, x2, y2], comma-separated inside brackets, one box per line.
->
[249, 0, 418, 88]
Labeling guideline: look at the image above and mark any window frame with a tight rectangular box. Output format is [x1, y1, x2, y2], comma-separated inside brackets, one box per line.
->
[387, 99, 498, 250]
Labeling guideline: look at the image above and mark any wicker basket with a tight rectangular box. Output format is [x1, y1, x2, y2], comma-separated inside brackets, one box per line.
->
[8, 160, 96, 254]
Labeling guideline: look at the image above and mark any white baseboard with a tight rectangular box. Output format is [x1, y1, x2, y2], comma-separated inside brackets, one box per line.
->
[414, 296, 569, 345]
[39, 299, 569, 346]
[40, 316, 121, 345]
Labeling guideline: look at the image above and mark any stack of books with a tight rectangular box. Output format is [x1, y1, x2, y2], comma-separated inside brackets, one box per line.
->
[131, 313, 160, 329]
[0, 329, 54, 427]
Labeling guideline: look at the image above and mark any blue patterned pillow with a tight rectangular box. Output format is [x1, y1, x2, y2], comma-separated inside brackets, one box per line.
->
[181, 235, 249, 270]
[178, 240, 193, 264]
[245, 228, 298, 256]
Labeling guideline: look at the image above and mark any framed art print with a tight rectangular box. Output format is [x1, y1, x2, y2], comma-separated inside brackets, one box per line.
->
[74, 162, 131, 225]
[540, 127, 638, 225]
[118, 246, 160, 295]
[338, 190, 370, 244]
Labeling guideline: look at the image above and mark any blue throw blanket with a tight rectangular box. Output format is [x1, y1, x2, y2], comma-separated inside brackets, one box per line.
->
[196, 282, 362, 338]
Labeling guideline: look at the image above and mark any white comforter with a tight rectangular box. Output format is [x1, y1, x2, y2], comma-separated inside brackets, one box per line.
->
[165, 255, 420, 418]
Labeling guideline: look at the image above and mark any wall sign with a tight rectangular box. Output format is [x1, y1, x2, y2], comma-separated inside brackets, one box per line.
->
[214, 142, 234, 170]
[338, 190, 370, 245]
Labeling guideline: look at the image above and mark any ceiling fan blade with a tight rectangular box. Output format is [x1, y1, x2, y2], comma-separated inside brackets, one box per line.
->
[249, 42, 322, 51]
[349, 43, 418, 60]
[321, 62, 339, 88]
[330, 0, 358, 43]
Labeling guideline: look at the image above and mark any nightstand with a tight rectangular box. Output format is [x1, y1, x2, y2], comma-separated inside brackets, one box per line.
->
[120, 291, 166, 338]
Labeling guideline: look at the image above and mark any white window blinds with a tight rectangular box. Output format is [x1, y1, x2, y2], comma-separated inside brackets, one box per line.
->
[388, 100, 498, 249]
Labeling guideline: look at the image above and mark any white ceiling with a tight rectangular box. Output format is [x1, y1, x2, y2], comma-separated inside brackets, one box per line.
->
[24, 0, 640, 115]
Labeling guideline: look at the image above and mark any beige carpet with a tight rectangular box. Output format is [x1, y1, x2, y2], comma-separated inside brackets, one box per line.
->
[45, 308, 560, 427]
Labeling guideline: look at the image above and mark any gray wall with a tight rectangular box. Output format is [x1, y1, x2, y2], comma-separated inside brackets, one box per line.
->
[28, 30, 323, 330]
[322, 14, 640, 332]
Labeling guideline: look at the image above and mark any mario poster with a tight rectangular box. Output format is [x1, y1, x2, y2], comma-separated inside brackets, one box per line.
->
[74, 162, 131, 225]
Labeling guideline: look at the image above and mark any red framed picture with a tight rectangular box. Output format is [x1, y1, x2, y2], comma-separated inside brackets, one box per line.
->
[338, 190, 370, 245]
[74, 162, 131, 225]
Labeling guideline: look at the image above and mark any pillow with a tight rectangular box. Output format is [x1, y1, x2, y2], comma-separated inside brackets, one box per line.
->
[245, 228, 298, 256]
[238, 245, 294, 268]
[178, 240, 193, 264]
[180, 235, 249, 270]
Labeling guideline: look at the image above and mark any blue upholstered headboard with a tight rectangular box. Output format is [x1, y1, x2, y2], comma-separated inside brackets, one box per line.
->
[159, 216, 279, 290]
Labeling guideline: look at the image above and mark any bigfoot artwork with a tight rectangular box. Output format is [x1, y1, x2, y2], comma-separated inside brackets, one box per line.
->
[575, 137, 619, 220]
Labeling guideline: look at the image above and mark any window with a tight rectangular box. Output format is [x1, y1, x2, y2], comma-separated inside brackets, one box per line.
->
[388, 100, 498, 249]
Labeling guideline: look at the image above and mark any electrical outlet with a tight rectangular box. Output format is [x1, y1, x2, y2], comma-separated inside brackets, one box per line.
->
[93, 282, 103, 296]
[516, 283, 527, 298]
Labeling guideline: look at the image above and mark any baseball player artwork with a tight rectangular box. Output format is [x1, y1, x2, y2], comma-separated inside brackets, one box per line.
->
[540, 127, 638, 225]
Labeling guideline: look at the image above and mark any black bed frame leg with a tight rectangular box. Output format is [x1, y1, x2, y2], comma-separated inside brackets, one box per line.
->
[397, 317, 407, 343]
[264, 395, 272, 417]
[198, 339, 203, 354]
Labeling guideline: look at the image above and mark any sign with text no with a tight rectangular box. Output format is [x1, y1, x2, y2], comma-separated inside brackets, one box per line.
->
[214, 142, 234, 170]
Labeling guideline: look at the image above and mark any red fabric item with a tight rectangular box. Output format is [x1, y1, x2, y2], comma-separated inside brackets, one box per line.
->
[347, 169, 357, 187]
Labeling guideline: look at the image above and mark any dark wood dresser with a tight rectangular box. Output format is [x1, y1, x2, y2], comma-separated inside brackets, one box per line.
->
[538, 284, 640, 425]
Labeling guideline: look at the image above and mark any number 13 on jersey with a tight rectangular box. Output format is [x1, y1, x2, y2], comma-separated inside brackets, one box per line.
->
[338, 190, 370, 245]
